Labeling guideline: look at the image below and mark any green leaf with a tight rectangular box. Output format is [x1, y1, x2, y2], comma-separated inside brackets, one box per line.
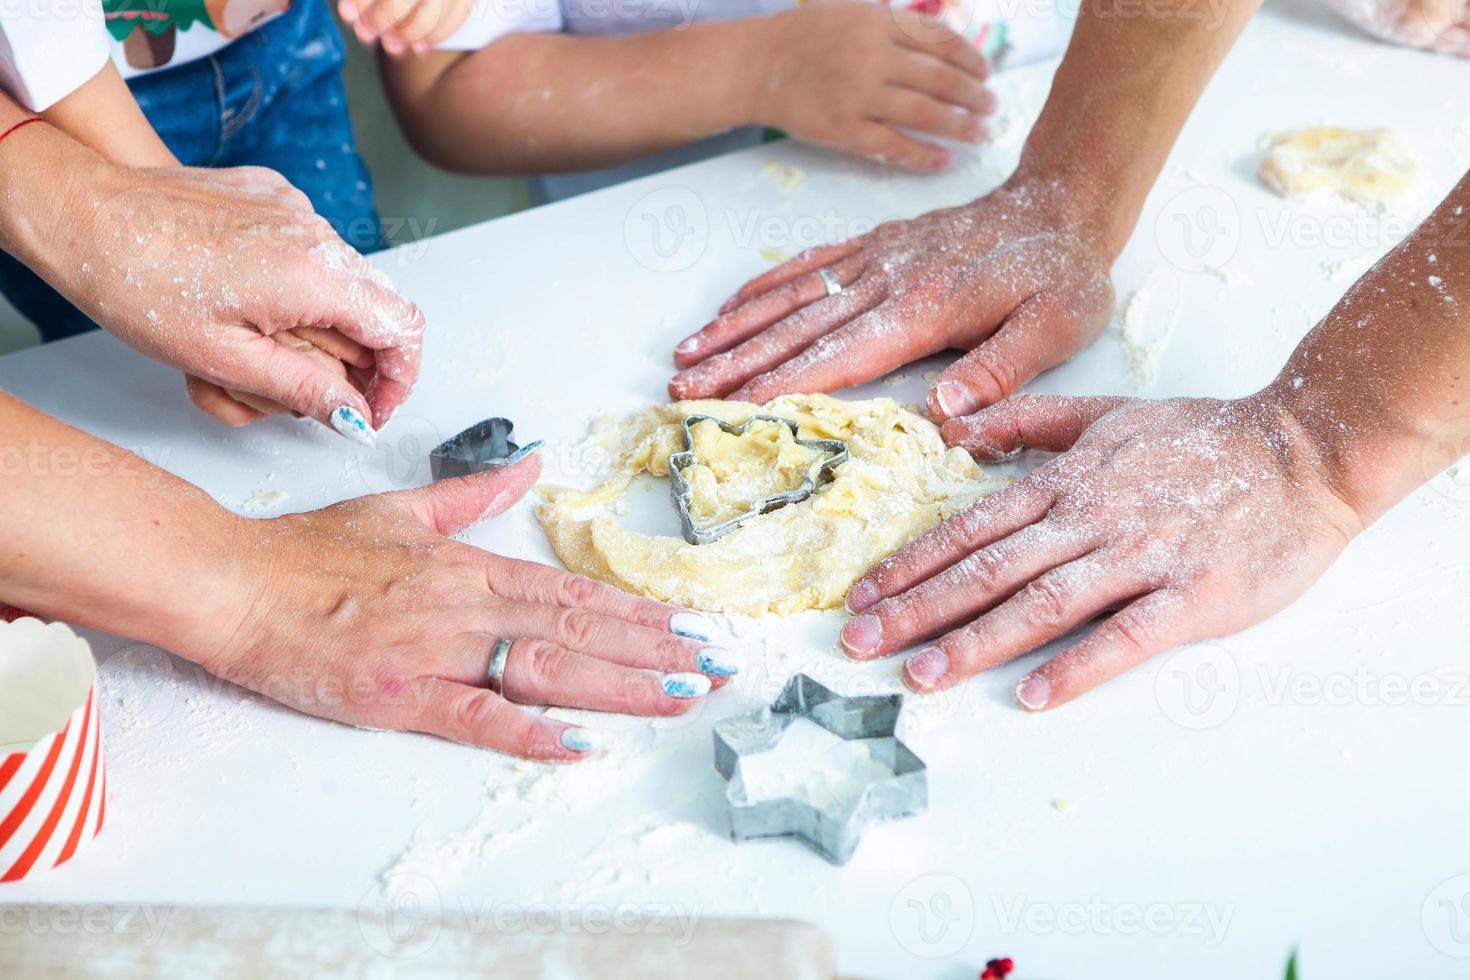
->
[1284, 948, 1299, 980]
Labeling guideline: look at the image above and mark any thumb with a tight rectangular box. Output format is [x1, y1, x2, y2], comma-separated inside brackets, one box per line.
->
[927, 296, 1105, 422]
[939, 394, 1129, 460]
[385, 451, 543, 536]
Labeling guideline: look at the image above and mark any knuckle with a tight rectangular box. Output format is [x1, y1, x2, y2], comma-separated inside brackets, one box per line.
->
[1022, 576, 1071, 630]
[524, 639, 571, 684]
[966, 346, 1020, 404]
[956, 547, 1005, 595]
[450, 689, 501, 737]
[555, 608, 599, 648]
[1109, 609, 1158, 654]
[554, 573, 601, 609]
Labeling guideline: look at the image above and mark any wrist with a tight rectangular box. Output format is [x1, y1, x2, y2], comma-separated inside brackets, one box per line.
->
[738, 14, 789, 130]
[0, 122, 110, 281]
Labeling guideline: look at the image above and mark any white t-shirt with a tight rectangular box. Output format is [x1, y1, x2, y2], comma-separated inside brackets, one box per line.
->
[0, 0, 288, 110]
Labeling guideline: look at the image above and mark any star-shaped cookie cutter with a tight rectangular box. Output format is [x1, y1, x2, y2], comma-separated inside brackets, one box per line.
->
[429, 417, 543, 481]
[713, 673, 928, 865]
[668, 414, 848, 545]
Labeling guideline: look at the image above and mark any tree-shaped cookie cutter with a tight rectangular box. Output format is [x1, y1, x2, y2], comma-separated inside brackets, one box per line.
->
[429, 417, 543, 481]
[713, 673, 929, 865]
[668, 414, 848, 545]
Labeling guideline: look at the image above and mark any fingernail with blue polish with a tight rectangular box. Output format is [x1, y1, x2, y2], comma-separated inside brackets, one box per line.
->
[560, 727, 596, 752]
[670, 612, 718, 643]
[330, 405, 377, 448]
[696, 648, 741, 677]
[662, 672, 711, 699]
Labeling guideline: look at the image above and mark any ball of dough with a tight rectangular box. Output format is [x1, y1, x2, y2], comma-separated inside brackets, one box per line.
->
[1257, 126, 1421, 209]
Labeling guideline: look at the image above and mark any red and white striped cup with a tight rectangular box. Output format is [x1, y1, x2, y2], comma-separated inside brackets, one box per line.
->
[0, 619, 106, 883]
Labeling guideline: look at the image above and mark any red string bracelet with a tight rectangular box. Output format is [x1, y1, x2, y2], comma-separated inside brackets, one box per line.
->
[0, 117, 42, 147]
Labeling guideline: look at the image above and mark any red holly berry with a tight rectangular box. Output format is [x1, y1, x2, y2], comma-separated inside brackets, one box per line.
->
[982, 958, 1015, 980]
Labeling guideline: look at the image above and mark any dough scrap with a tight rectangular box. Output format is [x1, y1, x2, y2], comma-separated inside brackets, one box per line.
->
[1257, 126, 1421, 208]
[682, 417, 826, 526]
[536, 395, 1006, 615]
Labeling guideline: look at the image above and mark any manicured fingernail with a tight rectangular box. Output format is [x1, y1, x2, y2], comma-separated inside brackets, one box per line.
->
[330, 405, 377, 448]
[846, 579, 879, 613]
[670, 612, 718, 642]
[696, 648, 741, 677]
[904, 646, 949, 688]
[675, 337, 699, 355]
[841, 615, 882, 657]
[933, 381, 979, 419]
[662, 673, 711, 699]
[560, 727, 596, 752]
[1016, 673, 1051, 711]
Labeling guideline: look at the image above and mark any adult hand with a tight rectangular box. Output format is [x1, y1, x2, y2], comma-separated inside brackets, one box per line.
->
[46, 159, 424, 445]
[669, 180, 1114, 420]
[752, 1, 995, 172]
[838, 393, 1364, 710]
[203, 452, 735, 759]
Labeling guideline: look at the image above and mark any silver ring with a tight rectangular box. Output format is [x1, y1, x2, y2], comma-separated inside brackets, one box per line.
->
[487, 638, 513, 695]
[816, 267, 842, 297]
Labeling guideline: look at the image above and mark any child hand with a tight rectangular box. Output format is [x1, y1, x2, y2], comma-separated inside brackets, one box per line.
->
[338, 0, 476, 56]
[752, 1, 996, 172]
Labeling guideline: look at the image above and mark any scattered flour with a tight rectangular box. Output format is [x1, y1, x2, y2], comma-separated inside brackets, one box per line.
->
[736, 717, 895, 811]
[240, 489, 290, 516]
[1114, 267, 1182, 390]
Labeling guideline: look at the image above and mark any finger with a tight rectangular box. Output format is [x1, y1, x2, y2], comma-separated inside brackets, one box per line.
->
[224, 388, 294, 418]
[406, 677, 593, 760]
[383, 450, 540, 533]
[216, 335, 378, 443]
[1014, 590, 1195, 711]
[841, 520, 1091, 660]
[306, 240, 427, 352]
[363, 340, 421, 427]
[338, 0, 361, 24]
[497, 639, 709, 716]
[925, 296, 1112, 420]
[387, 0, 466, 47]
[710, 242, 862, 320]
[483, 554, 686, 634]
[474, 601, 740, 679]
[357, 0, 413, 39]
[852, 120, 951, 172]
[185, 375, 266, 426]
[731, 302, 931, 402]
[669, 277, 884, 400]
[902, 553, 1156, 693]
[287, 326, 375, 370]
[874, 85, 985, 143]
[891, 13, 990, 78]
[846, 477, 1056, 612]
[672, 255, 866, 375]
[940, 394, 1131, 460]
[203, 166, 314, 212]
[892, 50, 996, 114]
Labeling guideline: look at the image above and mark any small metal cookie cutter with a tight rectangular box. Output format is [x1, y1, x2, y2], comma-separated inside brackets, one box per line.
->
[429, 417, 543, 480]
[713, 673, 928, 865]
[668, 414, 848, 546]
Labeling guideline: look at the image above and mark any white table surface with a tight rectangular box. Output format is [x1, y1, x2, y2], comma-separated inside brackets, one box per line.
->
[5, 3, 1470, 976]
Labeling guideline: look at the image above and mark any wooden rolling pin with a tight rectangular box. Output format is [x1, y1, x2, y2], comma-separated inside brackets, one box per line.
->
[0, 906, 838, 978]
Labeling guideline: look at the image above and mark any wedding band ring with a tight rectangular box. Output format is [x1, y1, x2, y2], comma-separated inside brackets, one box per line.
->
[817, 267, 842, 297]
[487, 637, 513, 695]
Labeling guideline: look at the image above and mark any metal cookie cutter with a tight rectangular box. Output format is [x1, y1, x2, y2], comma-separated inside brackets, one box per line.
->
[429, 417, 543, 480]
[713, 673, 928, 865]
[668, 414, 848, 546]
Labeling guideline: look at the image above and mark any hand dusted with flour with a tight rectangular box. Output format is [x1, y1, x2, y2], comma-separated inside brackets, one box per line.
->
[538, 395, 1007, 615]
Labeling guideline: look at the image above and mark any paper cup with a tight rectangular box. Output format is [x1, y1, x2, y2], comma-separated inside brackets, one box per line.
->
[0, 619, 105, 882]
